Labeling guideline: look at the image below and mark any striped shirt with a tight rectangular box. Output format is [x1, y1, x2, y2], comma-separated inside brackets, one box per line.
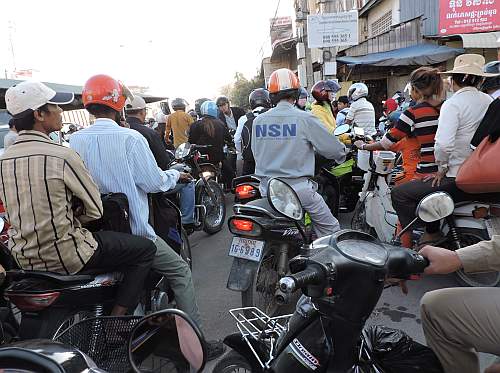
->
[346, 98, 376, 135]
[381, 102, 441, 176]
[0, 131, 103, 274]
[70, 118, 180, 241]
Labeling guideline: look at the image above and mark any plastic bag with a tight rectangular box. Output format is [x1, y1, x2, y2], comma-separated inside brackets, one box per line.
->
[364, 325, 443, 373]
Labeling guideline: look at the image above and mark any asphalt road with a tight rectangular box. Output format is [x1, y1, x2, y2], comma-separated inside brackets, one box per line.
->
[189, 196, 496, 371]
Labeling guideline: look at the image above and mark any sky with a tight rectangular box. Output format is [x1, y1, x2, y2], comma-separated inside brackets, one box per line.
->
[0, 0, 294, 105]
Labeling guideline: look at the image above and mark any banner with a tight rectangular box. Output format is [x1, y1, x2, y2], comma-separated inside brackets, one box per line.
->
[439, 0, 500, 35]
[307, 11, 359, 48]
[270, 16, 293, 49]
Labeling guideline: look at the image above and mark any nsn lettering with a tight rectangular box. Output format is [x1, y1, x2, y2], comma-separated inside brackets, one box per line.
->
[255, 123, 297, 137]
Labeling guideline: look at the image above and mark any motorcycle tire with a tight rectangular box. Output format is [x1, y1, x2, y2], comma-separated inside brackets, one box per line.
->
[180, 228, 192, 270]
[351, 201, 371, 234]
[197, 179, 226, 235]
[213, 350, 252, 373]
[450, 228, 500, 287]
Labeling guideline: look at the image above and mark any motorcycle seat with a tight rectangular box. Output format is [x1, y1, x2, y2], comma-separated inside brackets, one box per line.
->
[7, 270, 95, 285]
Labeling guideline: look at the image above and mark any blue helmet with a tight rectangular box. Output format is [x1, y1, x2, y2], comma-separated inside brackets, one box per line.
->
[200, 100, 218, 119]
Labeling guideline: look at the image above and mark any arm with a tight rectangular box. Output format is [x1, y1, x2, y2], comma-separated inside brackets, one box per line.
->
[188, 122, 199, 144]
[234, 115, 246, 154]
[165, 116, 172, 143]
[434, 101, 460, 172]
[63, 151, 103, 223]
[305, 114, 346, 163]
[149, 132, 171, 171]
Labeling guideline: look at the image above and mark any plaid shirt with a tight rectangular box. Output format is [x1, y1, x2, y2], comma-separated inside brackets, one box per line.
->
[0, 130, 103, 274]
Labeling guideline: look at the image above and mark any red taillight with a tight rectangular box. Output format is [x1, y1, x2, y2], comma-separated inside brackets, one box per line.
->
[235, 185, 257, 199]
[6, 292, 60, 311]
[231, 219, 254, 231]
[0, 203, 5, 214]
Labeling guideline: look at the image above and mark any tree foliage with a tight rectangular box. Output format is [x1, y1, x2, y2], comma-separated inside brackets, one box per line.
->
[220, 72, 265, 110]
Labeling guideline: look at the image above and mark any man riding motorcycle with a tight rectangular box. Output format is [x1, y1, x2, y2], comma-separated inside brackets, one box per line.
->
[252, 68, 347, 238]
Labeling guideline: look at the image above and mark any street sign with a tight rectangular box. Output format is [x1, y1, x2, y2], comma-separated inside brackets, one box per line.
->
[307, 10, 359, 48]
[439, 0, 500, 35]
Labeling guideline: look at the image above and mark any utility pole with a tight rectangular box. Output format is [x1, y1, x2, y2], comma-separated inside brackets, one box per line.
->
[318, 0, 338, 80]
[296, 0, 314, 89]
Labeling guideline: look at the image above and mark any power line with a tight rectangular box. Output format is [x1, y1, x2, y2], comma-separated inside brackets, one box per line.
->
[257, 0, 282, 59]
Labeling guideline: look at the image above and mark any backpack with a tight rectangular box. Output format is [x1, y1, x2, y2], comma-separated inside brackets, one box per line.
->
[85, 193, 132, 234]
[242, 109, 270, 162]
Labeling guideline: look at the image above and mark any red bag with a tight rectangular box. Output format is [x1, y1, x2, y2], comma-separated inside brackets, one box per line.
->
[456, 135, 500, 193]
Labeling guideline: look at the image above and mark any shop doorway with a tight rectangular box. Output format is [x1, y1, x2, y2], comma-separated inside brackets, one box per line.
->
[365, 79, 387, 126]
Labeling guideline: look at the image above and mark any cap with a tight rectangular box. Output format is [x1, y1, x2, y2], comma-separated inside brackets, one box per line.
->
[125, 95, 147, 111]
[6, 81, 74, 118]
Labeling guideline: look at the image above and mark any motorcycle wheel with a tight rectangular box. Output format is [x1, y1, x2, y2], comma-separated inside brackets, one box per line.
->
[198, 179, 226, 234]
[180, 228, 192, 270]
[52, 310, 96, 339]
[351, 201, 372, 234]
[213, 351, 252, 373]
[450, 228, 500, 287]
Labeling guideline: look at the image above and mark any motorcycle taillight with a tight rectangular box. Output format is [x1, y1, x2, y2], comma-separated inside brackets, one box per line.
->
[229, 218, 262, 237]
[235, 184, 257, 199]
[6, 292, 61, 311]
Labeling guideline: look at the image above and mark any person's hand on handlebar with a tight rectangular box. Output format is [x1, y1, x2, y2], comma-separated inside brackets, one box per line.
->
[419, 245, 463, 275]
[178, 172, 193, 183]
[353, 140, 366, 150]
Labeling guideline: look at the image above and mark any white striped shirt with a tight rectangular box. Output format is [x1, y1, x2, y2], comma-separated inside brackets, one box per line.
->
[70, 118, 179, 241]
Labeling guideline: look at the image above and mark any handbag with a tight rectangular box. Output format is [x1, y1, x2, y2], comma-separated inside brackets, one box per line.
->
[456, 134, 500, 193]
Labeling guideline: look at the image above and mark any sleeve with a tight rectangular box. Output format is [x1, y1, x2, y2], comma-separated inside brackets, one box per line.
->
[336, 112, 346, 126]
[471, 100, 498, 149]
[234, 115, 246, 154]
[305, 114, 346, 163]
[456, 235, 500, 272]
[149, 132, 171, 171]
[434, 101, 460, 171]
[188, 122, 199, 144]
[380, 108, 413, 150]
[63, 151, 103, 223]
[129, 136, 180, 193]
[165, 116, 172, 141]
[346, 104, 356, 121]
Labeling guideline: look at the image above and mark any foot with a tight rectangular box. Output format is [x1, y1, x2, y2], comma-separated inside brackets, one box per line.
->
[206, 340, 225, 361]
[183, 223, 196, 235]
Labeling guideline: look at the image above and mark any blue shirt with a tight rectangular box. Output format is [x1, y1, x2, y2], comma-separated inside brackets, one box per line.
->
[70, 118, 179, 241]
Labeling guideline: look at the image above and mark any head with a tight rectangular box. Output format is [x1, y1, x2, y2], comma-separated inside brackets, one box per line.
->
[171, 98, 187, 112]
[383, 98, 398, 115]
[295, 87, 308, 109]
[5, 81, 74, 135]
[268, 68, 300, 106]
[312, 80, 339, 104]
[249, 88, 271, 110]
[444, 54, 495, 92]
[216, 96, 231, 115]
[348, 82, 369, 101]
[195, 98, 210, 117]
[200, 100, 218, 119]
[188, 109, 198, 121]
[408, 67, 443, 102]
[125, 95, 147, 123]
[481, 61, 500, 95]
[155, 112, 167, 125]
[337, 95, 349, 110]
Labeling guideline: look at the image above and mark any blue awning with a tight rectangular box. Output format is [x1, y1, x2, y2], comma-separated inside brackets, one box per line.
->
[337, 44, 465, 67]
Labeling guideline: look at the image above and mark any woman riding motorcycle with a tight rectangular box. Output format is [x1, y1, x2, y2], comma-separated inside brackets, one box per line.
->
[310, 80, 341, 133]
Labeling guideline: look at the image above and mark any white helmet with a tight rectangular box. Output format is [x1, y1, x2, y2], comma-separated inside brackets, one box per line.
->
[348, 83, 369, 101]
[125, 95, 147, 111]
[155, 112, 167, 124]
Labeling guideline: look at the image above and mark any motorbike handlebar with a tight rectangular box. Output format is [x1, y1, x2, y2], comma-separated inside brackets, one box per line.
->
[386, 247, 430, 279]
[192, 144, 212, 150]
[279, 265, 324, 293]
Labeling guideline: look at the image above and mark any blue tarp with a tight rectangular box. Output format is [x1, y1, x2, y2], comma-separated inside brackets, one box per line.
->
[337, 44, 465, 67]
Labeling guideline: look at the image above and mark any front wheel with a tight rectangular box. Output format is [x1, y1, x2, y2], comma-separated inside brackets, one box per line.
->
[213, 350, 252, 373]
[197, 179, 226, 234]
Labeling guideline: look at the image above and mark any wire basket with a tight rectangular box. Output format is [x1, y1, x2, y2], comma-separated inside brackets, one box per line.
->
[54, 315, 142, 373]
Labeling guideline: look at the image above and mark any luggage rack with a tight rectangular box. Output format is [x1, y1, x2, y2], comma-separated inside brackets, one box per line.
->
[229, 307, 292, 368]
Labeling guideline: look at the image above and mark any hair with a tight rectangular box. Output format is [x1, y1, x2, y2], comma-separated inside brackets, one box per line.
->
[11, 104, 50, 132]
[201, 117, 217, 138]
[409, 67, 443, 99]
[451, 73, 483, 88]
[125, 108, 145, 117]
[338, 96, 349, 105]
[85, 103, 119, 118]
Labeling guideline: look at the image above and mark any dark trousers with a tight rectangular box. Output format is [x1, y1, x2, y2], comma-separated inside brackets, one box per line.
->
[222, 153, 237, 188]
[242, 159, 255, 176]
[80, 231, 156, 309]
[392, 177, 500, 233]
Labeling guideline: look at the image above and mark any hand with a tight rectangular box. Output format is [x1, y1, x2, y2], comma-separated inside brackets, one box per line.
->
[431, 170, 446, 187]
[419, 245, 462, 275]
[354, 140, 365, 149]
[178, 172, 193, 183]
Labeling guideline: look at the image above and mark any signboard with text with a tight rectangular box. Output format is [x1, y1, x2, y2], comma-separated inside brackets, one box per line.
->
[307, 11, 359, 48]
[270, 16, 293, 49]
[439, 0, 500, 35]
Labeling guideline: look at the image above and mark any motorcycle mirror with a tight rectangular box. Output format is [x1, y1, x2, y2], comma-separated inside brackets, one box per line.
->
[333, 124, 350, 136]
[416, 191, 454, 222]
[0, 218, 5, 234]
[175, 142, 191, 160]
[353, 127, 365, 137]
[267, 178, 304, 221]
[128, 309, 206, 373]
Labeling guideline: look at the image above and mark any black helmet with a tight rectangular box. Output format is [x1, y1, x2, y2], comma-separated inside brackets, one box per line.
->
[298, 87, 308, 99]
[249, 88, 271, 110]
[481, 61, 500, 93]
[171, 98, 186, 111]
[195, 98, 210, 116]
[216, 95, 230, 107]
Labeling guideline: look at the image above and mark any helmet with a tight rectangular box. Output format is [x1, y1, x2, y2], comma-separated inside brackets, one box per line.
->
[216, 96, 230, 107]
[125, 95, 147, 111]
[298, 87, 308, 99]
[171, 98, 186, 110]
[188, 109, 198, 120]
[82, 74, 133, 112]
[481, 61, 500, 92]
[155, 112, 167, 124]
[383, 98, 398, 113]
[268, 68, 300, 105]
[200, 100, 218, 118]
[249, 88, 271, 110]
[312, 80, 336, 102]
[348, 82, 369, 101]
[195, 98, 210, 116]
[326, 80, 341, 93]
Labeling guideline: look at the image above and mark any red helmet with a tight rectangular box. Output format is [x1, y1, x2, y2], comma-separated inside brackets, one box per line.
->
[311, 80, 338, 102]
[82, 74, 133, 112]
[268, 68, 300, 104]
[383, 98, 398, 113]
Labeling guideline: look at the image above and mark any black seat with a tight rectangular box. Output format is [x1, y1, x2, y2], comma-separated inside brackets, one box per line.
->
[7, 270, 95, 285]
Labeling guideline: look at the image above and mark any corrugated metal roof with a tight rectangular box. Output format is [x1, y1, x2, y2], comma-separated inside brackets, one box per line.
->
[458, 31, 500, 49]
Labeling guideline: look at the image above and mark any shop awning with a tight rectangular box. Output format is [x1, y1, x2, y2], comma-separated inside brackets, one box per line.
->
[457, 31, 500, 49]
[336, 44, 465, 67]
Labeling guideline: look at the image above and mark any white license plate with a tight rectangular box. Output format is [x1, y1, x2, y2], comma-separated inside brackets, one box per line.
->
[228, 237, 265, 262]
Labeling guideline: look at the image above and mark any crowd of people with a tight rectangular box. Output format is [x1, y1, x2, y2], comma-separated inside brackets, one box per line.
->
[1, 52, 500, 371]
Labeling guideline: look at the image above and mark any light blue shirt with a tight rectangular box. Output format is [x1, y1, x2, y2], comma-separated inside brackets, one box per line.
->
[70, 118, 180, 241]
[336, 108, 349, 127]
[224, 114, 237, 131]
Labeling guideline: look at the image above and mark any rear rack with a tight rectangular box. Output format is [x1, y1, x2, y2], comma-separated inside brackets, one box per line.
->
[229, 307, 292, 368]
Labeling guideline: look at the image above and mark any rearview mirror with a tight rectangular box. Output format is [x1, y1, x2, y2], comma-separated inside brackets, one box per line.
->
[416, 192, 454, 222]
[128, 309, 206, 373]
[267, 178, 304, 221]
[175, 143, 191, 160]
[334, 124, 350, 136]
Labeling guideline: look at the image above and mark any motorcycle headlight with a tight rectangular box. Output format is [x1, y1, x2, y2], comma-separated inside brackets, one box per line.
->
[202, 171, 215, 180]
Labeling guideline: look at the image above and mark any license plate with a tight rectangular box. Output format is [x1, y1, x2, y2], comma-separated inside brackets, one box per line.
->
[228, 237, 265, 262]
[485, 217, 500, 236]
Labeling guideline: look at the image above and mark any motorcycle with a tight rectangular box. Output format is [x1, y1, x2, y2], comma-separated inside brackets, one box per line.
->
[350, 145, 500, 287]
[173, 142, 226, 234]
[232, 175, 261, 204]
[214, 178, 441, 373]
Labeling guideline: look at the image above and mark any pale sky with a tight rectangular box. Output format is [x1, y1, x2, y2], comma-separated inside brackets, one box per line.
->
[0, 0, 294, 105]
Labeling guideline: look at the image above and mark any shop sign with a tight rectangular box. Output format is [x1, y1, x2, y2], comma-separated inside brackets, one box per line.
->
[439, 0, 500, 35]
[307, 10, 359, 48]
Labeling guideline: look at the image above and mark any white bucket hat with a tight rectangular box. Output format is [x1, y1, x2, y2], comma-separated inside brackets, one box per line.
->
[441, 54, 499, 77]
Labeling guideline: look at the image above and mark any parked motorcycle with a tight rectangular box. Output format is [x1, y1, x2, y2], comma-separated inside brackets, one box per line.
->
[214, 178, 441, 373]
[173, 142, 226, 234]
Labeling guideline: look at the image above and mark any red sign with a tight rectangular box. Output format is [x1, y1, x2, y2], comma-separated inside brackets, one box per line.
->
[439, 0, 500, 35]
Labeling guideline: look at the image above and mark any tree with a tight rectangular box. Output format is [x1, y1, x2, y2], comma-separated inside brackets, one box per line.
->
[220, 71, 265, 110]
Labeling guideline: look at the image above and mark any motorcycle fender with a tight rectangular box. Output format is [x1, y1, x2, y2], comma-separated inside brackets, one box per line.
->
[226, 258, 259, 292]
[223, 333, 265, 372]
